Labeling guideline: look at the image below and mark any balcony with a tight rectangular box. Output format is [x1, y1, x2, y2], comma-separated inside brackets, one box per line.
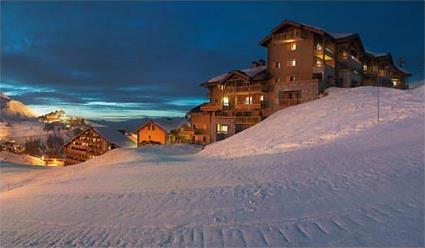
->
[226, 84, 262, 94]
[235, 116, 261, 124]
[279, 99, 302, 107]
[235, 102, 261, 110]
[194, 129, 208, 135]
[272, 29, 305, 44]
[339, 55, 362, 70]
[200, 103, 222, 112]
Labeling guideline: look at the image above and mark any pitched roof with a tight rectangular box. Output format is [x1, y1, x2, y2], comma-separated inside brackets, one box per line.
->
[328, 32, 356, 39]
[64, 127, 136, 149]
[92, 127, 136, 148]
[259, 19, 364, 50]
[393, 65, 412, 76]
[365, 50, 391, 58]
[135, 118, 188, 133]
[188, 103, 205, 113]
[204, 65, 266, 85]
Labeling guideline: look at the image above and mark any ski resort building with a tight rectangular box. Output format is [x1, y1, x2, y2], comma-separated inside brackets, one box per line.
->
[63, 127, 135, 165]
[188, 19, 412, 144]
[136, 120, 168, 146]
[135, 119, 193, 146]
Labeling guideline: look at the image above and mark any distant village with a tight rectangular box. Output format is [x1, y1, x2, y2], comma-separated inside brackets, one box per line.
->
[1, 19, 412, 166]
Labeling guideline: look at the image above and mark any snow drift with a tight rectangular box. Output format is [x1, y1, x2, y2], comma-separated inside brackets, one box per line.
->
[201, 86, 424, 157]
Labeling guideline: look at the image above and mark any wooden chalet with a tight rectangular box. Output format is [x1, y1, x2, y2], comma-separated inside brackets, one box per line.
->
[63, 126, 136, 165]
[135, 119, 190, 146]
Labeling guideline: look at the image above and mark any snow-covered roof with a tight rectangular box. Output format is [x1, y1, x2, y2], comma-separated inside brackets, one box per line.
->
[365, 50, 390, 57]
[136, 118, 188, 132]
[393, 65, 412, 75]
[328, 32, 356, 39]
[93, 127, 136, 148]
[207, 65, 266, 83]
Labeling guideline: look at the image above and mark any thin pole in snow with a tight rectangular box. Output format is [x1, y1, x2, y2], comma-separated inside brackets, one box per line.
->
[377, 78, 380, 123]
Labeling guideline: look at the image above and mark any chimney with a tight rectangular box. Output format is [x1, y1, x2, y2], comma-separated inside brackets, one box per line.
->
[258, 59, 266, 66]
[251, 61, 259, 68]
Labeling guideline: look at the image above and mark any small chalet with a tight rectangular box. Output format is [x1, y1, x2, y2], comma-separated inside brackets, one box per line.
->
[135, 119, 190, 146]
[168, 123, 194, 144]
[63, 126, 136, 165]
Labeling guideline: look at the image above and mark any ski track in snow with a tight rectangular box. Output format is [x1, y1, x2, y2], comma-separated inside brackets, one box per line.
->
[1, 87, 424, 247]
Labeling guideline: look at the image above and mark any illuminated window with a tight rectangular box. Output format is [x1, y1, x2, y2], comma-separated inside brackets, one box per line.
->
[245, 96, 253, 105]
[223, 96, 229, 107]
[274, 62, 281, 69]
[316, 59, 322, 67]
[342, 51, 348, 58]
[316, 43, 322, 51]
[260, 95, 264, 101]
[363, 64, 368, 71]
[216, 124, 229, 134]
[289, 76, 296, 82]
[289, 43, 297, 51]
[287, 59, 296, 67]
[218, 85, 225, 90]
[274, 77, 281, 83]
[392, 79, 399, 87]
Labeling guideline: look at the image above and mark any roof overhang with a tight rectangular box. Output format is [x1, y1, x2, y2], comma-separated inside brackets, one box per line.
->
[260, 19, 335, 47]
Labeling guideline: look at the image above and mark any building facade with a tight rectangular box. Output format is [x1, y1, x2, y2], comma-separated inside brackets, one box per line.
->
[136, 119, 193, 146]
[136, 120, 167, 146]
[189, 19, 411, 144]
[63, 127, 135, 165]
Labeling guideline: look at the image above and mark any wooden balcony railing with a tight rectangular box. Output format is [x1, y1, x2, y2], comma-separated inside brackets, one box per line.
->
[225, 84, 262, 93]
[235, 116, 261, 124]
[235, 102, 261, 110]
[200, 103, 222, 112]
[272, 29, 305, 43]
[279, 99, 302, 107]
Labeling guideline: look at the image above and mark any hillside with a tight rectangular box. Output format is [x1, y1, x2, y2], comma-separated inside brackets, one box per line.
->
[0, 92, 37, 121]
[202, 86, 424, 157]
[1, 87, 423, 247]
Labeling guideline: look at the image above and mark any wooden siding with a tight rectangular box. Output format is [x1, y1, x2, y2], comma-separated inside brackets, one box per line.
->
[63, 129, 114, 165]
[137, 122, 167, 146]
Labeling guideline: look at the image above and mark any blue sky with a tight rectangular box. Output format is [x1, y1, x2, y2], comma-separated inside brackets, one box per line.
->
[1, 1, 424, 120]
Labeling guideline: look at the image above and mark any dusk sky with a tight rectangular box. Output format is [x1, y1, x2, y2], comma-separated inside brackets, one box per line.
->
[1, 1, 424, 120]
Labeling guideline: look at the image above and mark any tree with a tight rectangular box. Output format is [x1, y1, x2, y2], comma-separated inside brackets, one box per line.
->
[46, 135, 64, 156]
[24, 139, 42, 156]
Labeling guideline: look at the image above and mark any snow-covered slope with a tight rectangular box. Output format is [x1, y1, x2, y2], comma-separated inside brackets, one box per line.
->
[202, 86, 424, 157]
[0, 151, 45, 166]
[0, 87, 423, 247]
[0, 92, 37, 121]
[0, 93, 44, 141]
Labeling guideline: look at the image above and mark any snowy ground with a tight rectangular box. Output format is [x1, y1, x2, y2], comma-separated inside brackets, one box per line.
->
[0, 87, 423, 247]
[0, 151, 45, 166]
